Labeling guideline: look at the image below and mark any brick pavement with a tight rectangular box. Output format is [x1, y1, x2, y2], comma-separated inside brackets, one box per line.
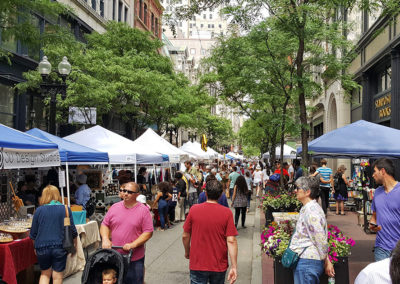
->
[261, 210, 376, 283]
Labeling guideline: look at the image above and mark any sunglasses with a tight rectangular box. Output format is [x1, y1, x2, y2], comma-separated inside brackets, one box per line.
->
[119, 189, 139, 194]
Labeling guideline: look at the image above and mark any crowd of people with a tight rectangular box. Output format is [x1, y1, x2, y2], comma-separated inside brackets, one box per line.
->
[25, 156, 400, 284]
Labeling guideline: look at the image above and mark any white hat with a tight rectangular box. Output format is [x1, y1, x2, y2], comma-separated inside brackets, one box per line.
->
[136, 194, 146, 204]
[256, 165, 261, 170]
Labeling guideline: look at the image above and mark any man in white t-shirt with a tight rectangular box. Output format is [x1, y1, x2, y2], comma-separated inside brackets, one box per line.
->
[355, 239, 400, 284]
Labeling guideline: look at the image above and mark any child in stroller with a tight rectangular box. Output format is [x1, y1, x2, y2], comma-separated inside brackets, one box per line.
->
[81, 246, 133, 284]
[102, 268, 117, 284]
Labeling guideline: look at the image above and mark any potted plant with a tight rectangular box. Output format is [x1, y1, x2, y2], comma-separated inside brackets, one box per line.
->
[262, 192, 302, 226]
[261, 223, 355, 284]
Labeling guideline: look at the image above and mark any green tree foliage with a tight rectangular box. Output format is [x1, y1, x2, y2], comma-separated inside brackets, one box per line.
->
[169, 0, 400, 166]
[18, 22, 229, 140]
[0, 0, 70, 61]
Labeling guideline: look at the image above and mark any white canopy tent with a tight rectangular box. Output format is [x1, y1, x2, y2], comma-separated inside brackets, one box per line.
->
[64, 126, 167, 164]
[132, 128, 189, 163]
[180, 141, 211, 160]
[263, 145, 298, 159]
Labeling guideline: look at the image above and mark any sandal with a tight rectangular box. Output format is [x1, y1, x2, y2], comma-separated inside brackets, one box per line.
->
[341, 212, 346, 215]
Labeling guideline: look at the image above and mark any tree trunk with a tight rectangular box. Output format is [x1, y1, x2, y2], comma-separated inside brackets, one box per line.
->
[296, 29, 310, 168]
[279, 95, 290, 188]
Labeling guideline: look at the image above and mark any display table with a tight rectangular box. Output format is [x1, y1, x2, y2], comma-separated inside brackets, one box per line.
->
[63, 221, 100, 278]
[77, 221, 100, 249]
[72, 210, 87, 225]
[0, 237, 37, 284]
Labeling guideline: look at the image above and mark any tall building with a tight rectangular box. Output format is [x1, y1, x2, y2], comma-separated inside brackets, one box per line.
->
[134, 0, 164, 39]
[161, 1, 244, 148]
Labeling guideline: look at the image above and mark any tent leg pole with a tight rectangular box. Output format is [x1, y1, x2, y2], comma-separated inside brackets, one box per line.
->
[66, 161, 70, 207]
[135, 163, 137, 183]
[59, 168, 65, 205]
[153, 164, 157, 183]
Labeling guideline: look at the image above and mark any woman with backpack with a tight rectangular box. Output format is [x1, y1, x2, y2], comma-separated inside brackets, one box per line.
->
[231, 175, 249, 228]
[333, 165, 350, 215]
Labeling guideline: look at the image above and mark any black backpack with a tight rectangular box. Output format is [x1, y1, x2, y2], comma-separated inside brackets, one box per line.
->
[85, 197, 96, 218]
[333, 173, 340, 190]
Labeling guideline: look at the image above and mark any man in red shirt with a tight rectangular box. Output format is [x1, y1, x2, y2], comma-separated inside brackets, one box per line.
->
[182, 179, 238, 284]
[274, 161, 289, 177]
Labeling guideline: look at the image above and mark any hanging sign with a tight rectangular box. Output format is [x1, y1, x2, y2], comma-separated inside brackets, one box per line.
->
[374, 93, 391, 119]
[201, 134, 208, 152]
[58, 170, 66, 188]
[0, 148, 60, 169]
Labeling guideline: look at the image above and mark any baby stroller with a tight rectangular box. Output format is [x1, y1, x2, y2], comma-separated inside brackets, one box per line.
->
[81, 246, 133, 284]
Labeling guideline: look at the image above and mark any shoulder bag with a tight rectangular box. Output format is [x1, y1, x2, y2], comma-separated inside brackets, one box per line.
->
[281, 231, 308, 269]
[63, 205, 76, 254]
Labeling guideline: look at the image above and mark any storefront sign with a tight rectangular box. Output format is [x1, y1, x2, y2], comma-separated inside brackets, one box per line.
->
[0, 148, 60, 169]
[375, 94, 391, 119]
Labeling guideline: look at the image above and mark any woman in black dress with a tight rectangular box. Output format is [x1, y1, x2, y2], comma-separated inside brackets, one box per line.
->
[333, 165, 349, 215]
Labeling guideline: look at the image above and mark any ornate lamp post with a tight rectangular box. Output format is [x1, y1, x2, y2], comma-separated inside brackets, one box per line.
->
[38, 56, 71, 134]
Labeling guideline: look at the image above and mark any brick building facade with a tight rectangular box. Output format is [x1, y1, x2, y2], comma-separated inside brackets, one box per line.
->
[134, 0, 163, 40]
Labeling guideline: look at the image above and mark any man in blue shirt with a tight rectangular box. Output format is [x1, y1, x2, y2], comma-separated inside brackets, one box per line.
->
[315, 159, 333, 214]
[228, 166, 240, 200]
[369, 158, 400, 262]
[294, 160, 303, 181]
[75, 174, 91, 209]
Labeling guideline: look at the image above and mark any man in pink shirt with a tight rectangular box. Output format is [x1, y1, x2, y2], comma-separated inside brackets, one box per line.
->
[100, 182, 153, 284]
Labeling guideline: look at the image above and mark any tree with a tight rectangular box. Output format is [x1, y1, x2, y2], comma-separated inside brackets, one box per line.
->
[0, 0, 70, 61]
[168, 0, 400, 167]
[17, 22, 221, 140]
[201, 20, 300, 171]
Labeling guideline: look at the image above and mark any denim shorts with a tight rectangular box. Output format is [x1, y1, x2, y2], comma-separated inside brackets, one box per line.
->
[36, 246, 67, 272]
[190, 270, 226, 284]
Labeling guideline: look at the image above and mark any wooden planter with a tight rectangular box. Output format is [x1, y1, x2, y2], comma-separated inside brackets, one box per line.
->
[273, 256, 349, 284]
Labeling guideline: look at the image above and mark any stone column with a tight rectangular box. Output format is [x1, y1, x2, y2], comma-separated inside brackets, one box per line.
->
[390, 48, 400, 129]
[361, 72, 372, 121]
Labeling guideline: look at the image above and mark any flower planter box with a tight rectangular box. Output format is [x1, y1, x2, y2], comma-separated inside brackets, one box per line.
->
[273, 256, 349, 284]
[273, 257, 294, 284]
[320, 257, 349, 284]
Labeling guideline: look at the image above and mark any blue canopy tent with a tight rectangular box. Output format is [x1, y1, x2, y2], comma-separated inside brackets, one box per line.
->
[297, 120, 400, 158]
[26, 128, 109, 164]
[0, 124, 60, 169]
[27, 128, 110, 207]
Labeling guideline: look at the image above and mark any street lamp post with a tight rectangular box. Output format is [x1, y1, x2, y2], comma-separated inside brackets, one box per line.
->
[38, 56, 71, 134]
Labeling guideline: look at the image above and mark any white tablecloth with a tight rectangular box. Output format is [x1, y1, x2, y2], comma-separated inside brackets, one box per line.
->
[63, 221, 100, 278]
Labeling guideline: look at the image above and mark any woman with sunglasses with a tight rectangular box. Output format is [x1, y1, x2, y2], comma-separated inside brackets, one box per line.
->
[152, 182, 172, 231]
[289, 176, 335, 284]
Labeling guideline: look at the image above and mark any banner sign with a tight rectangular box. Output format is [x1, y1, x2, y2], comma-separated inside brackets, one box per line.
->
[0, 148, 60, 169]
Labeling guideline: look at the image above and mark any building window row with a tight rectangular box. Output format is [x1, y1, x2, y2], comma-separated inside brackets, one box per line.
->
[137, 0, 160, 37]
[111, 0, 129, 23]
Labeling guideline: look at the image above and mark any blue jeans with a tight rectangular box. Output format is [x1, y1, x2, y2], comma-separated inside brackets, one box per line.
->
[293, 258, 324, 284]
[374, 246, 392, 262]
[125, 257, 145, 284]
[158, 199, 168, 229]
[190, 270, 226, 284]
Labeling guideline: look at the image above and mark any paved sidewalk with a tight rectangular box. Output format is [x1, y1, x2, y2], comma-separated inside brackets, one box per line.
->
[64, 199, 262, 283]
[261, 210, 376, 283]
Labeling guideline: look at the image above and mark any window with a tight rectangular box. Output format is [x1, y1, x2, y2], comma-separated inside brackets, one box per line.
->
[211, 31, 214, 37]
[203, 14, 206, 19]
[208, 24, 211, 28]
[139, 0, 143, 20]
[155, 18, 159, 36]
[0, 84, 15, 128]
[91, 0, 96, 10]
[151, 13, 154, 32]
[189, 31, 192, 36]
[351, 88, 362, 108]
[378, 66, 392, 93]
[190, 48, 196, 55]
[100, 0, 104, 17]
[211, 24, 214, 28]
[219, 24, 222, 28]
[313, 123, 323, 139]
[118, 2, 122, 22]
[200, 24, 203, 28]
[192, 16, 196, 21]
[209, 14, 212, 19]
[144, 4, 148, 25]
[190, 23, 193, 28]
[124, 7, 128, 22]
[201, 48, 206, 55]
